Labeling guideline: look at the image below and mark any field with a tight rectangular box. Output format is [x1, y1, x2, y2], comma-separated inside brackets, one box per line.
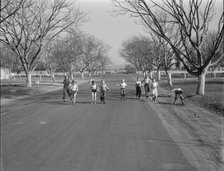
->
[0, 76, 89, 104]
[1, 73, 224, 116]
[160, 78, 224, 116]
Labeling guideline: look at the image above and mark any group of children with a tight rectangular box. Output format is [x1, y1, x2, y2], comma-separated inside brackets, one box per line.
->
[135, 75, 158, 101]
[90, 79, 110, 104]
[62, 75, 184, 105]
[62, 76, 79, 104]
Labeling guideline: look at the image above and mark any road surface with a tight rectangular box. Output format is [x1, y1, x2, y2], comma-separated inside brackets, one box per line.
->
[2, 75, 197, 171]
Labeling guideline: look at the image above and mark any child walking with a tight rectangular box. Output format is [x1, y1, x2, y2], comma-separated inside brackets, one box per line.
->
[142, 75, 152, 99]
[62, 75, 71, 102]
[99, 80, 110, 104]
[90, 80, 97, 104]
[117, 79, 128, 100]
[136, 77, 142, 99]
[70, 80, 78, 104]
[151, 78, 158, 102]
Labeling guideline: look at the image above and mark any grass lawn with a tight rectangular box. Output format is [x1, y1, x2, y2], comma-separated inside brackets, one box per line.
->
[0, 77, 65, 99]
[0, 76, 90, 100]
[160, 79, 224, 116]
[1, 84, 62, 99]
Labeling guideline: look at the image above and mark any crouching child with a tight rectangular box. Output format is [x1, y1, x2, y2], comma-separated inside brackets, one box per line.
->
[172, 88, 184, 105]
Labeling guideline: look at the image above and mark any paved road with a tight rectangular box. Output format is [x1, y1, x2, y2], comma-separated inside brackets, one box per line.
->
[1, 75, 194, 171]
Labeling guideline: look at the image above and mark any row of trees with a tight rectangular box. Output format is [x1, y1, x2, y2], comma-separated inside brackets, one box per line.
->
[113, 0, 224, 95]
[120, 34, 176, 85]
[41, 32, 111, 81]
[0, 0, 111, 87]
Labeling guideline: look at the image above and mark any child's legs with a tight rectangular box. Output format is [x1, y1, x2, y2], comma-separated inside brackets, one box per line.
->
[145, 84, 150, 93]
[147, 85, 150, 92]
[173, 92, 178, 104]
[91, 92, 95, 102]
[101, 91, 105, 102]
[123, 89, 126, 98]
[179, 94, 184, 104]
[155, 89, 158, 98]
[139, 88, 142, 98]
[103, 92, 105, 102]
[136, 87, 138, 96]
[73, 92, 77, 102]
[94, 92, 97, 102]
[121, 88, 125, 96]
[63, 87, 66, 100]
[66, 88, 72, 99]
[136, 87, 141, 97]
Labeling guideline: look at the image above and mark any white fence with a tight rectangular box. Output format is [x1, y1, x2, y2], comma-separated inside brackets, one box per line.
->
[2, 70, 224, 80]
[136, 70, 224, 79]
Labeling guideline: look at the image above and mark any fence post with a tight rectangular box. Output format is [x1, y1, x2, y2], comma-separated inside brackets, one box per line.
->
[213, 72, 216, 79]
[184, 72, 187, 79]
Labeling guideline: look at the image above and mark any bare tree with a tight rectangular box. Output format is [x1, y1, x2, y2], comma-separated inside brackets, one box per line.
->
[0, 0, 86, 87]
[87, 55, 112, 77]
[112, 0, 224, 95]
[120, 36, 153, 75]
[0, 44, 22, 75]
[149, 33, 177, 85]
[73, 35, 111, 79]
[41, 38, 68, 82]
[63, 31, 85, 79]
[0, 0, 24, 23]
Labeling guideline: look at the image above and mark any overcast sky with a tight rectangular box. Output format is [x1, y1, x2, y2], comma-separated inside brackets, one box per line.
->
[76, 0, 223, 66]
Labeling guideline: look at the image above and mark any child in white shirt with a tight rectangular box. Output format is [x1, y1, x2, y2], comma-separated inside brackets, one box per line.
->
[142, 75, 152, 99]
[90, 80, 97, 104]
[151, 78, 158, 102]
[99, 80, 110, 104]
[70, 80, 78, 104]
[117, 79, 128, 100]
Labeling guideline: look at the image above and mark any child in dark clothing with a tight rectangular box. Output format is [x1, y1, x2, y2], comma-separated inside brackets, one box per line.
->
[62, 76, 71, 102]
[172, 88, 184, 105]
[136, 77, 142, 99]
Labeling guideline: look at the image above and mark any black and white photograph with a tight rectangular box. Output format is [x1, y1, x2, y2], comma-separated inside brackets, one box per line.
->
[1, 0, 224, 170]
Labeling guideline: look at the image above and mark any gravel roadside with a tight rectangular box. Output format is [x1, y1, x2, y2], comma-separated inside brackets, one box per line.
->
[149, 86, 224, 170]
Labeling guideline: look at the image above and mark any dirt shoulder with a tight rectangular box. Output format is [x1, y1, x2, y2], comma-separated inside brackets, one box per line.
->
[149, 87, 224, 170]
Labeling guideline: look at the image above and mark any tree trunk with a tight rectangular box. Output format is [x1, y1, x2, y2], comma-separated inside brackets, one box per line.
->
[157, 69, 161, 81]
[70, 65, 74, 80]
[51, 73, 56, 82]
[81, 72, 84, 79]
[167, 72, 173, 86]
[70, 72, 74, 80]
[196, 71, 206, 95]
[149, 71, 153, 79]
[26, 71, 32, 87]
